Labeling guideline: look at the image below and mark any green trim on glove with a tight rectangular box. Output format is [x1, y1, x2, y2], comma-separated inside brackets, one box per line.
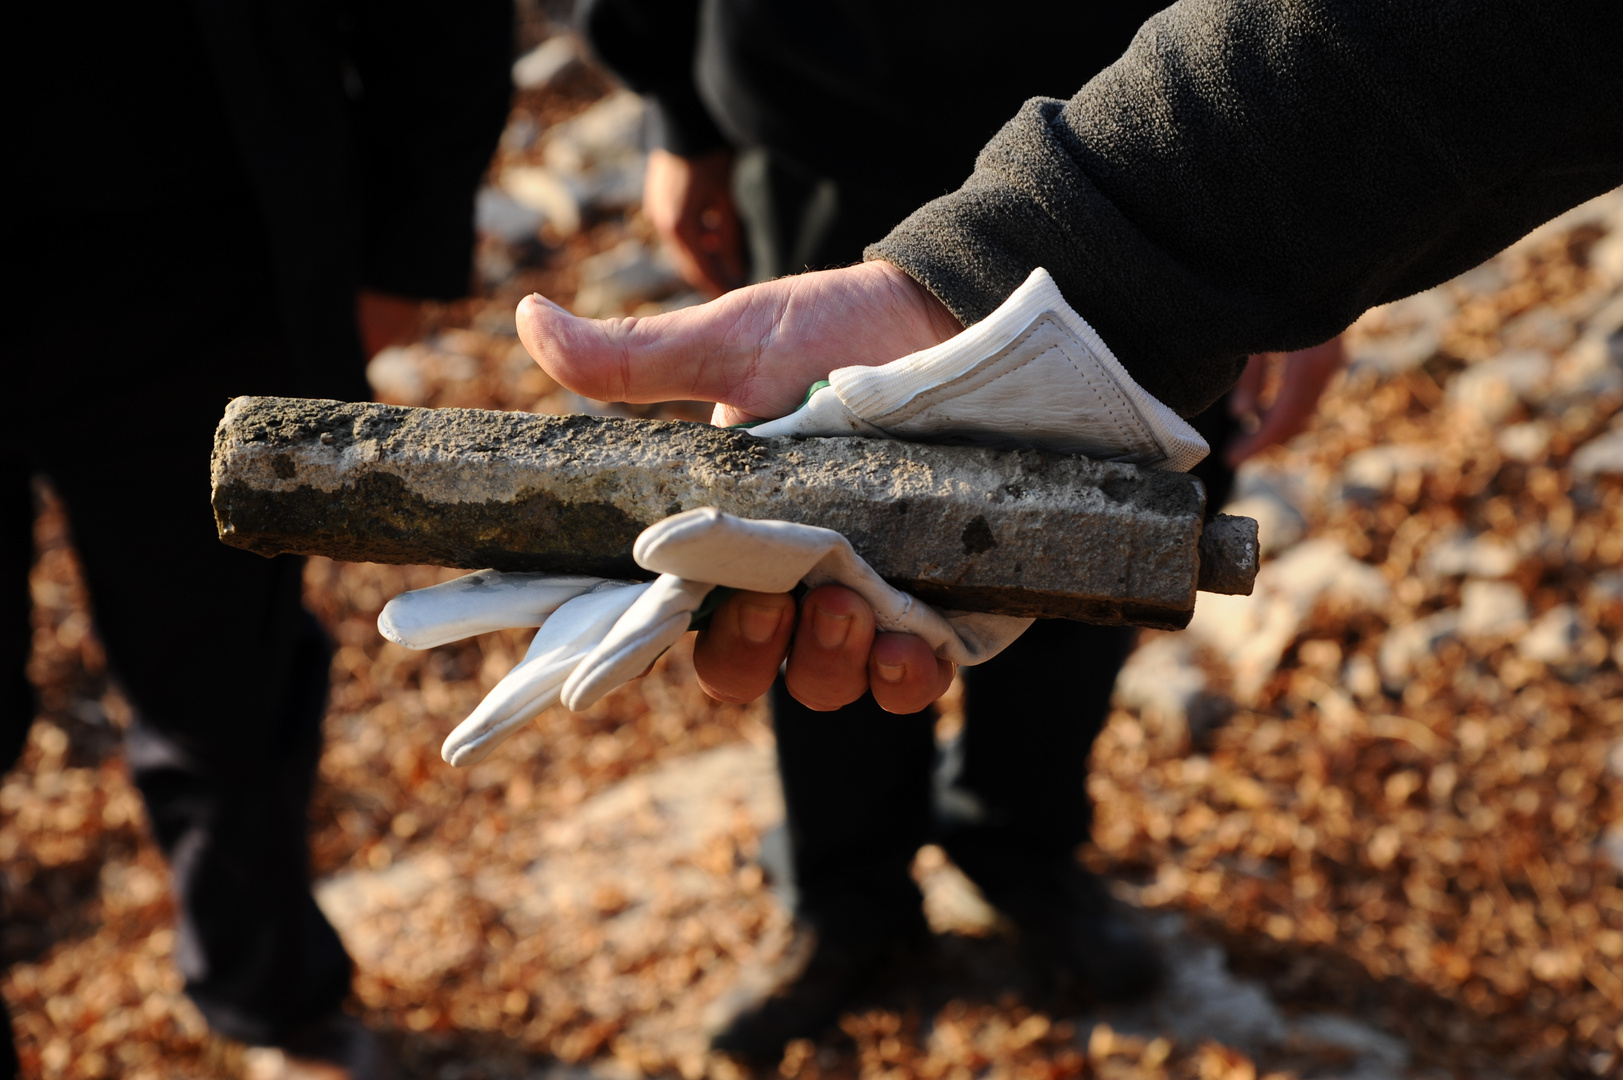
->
[729, 381, 831, 429]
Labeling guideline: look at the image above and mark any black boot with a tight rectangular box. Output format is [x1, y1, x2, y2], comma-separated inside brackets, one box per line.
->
[709, 911, 929, 1065]
[947, 841, 1161, 1001]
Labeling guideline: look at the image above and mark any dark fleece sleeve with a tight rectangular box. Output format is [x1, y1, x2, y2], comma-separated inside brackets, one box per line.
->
[868, 0, 1623, 417]
[349, 0, 514, 300]
[577, 0, 728, 156]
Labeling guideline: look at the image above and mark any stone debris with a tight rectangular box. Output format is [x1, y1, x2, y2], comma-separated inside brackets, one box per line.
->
[1573, 425, 1623, 478]
[512, 34, 580, 91]
[1516, 603, 1596, 666]
[365, 341, 482, 407]
[1456, 580, 1530, 641]
[1336, 443, 1437, 502]
[571, 239, 686, 318]
[1187, 538, 1390, 700]
[476, 185, 547, 244]
[313, 741, 1419, 1080]
[1496, 419, 1552, 462]
[1420, 529, 1520, 579]
[1446, 349, 1552, 424]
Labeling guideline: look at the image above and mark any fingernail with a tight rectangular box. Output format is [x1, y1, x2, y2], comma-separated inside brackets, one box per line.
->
[875, 661, 905, 683]
[738, 602, 781, 644]
[811, 607, 853, 650]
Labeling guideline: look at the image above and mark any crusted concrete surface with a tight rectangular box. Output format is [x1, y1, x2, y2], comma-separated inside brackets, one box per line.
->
[212, 397, 1258, 627]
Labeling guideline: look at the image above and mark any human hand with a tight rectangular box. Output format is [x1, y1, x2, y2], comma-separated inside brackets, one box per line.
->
[1225, 337, 1346, 467]
[643, 147, 747, 297]
[516, 259, 963, 426]
[355, 288, 423, 358]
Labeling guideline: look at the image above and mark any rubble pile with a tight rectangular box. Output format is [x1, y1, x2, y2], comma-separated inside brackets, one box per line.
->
[3, 28, 1620, 1080]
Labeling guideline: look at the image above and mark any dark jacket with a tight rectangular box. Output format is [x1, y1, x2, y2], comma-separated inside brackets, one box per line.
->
[17, 0, 512, 402]
[870, 0, 1623, 415]
[578, 0, 1164, 211]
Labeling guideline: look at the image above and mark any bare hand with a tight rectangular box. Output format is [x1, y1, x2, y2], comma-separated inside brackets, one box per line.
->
[643, 148, 747, 297]
[690, 586, 956, 714]
[1225, 336, 1346, 466]
[355, 289, 423, 359]
[516, 259, 962, 426]
[516, 261, 963, 709]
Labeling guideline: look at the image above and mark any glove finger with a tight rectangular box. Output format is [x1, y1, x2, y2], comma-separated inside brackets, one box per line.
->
[441, 648, 578, 767]
[379, 570, 614, 649]
[561, 575, 713, 711]
[441, 582, 652, 767]
[633, 509, 838, 592]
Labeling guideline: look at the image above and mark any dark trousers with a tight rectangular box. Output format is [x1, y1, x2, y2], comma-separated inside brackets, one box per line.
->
[4, 248, 357, 1055]
[735, 148, 1237, 929]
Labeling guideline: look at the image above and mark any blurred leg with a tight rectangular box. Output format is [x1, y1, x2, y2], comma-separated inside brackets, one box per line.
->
[945, 619, 1136, 872]
[769, 684, 935, 931]
[42, 381, 352, 1045]
[0, 456, 34, 1080]
[712, 155, 934, 1061]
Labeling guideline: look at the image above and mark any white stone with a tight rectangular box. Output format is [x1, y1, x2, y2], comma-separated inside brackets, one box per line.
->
[1222, 491, 1305, 556]
[1338, 444, 1435, 500]
[1517, 604, 1590, 665]
[1572, 428, 1623, 478]
[1378, 609, 1460, 686]
[1113, 634, 1208, 720]
[1188, 539, 1388, 700]
[1291, 1013, 1411, 1076]
[500, 166, 582, 235]
[365, 344, 480, 406]
[475, 185, 544, 243]
[1548, 329, 1623, 404]
[572, 240, 685, 318]
[1421, 531, 1519, 579]
[1587, 570, 1623, 607]
[1457, 580, 1529, 640]
[1346, 325, 1440, 376]
[1496, 421, 1551, 462]
[1501, 307, 1575, 354]
[1598, 823, 1623, 874]
[499, 114, 540, 153]
[512, 35, 579, 90]
[543, 90, 647, 174]
[1446, 350, 1552, 424]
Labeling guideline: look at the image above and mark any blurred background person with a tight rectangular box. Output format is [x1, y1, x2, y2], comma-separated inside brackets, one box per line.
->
[579, 0, 1345, 1061]
[6, 1, 512, 1074]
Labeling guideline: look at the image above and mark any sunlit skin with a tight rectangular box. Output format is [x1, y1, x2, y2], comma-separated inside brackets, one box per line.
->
[642, 148, 747, 298]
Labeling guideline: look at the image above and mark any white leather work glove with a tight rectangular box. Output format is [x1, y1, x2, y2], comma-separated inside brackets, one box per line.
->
[379, 508, 1033, 767]
[748, 266, 1209, 471]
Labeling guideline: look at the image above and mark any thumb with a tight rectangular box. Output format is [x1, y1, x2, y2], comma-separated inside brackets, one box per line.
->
[515, 262, 962, 422]
[516, 290, 741, 407]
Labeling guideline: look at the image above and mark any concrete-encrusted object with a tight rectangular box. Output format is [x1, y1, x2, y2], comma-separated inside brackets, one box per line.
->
[211, 397, 1257, 629]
